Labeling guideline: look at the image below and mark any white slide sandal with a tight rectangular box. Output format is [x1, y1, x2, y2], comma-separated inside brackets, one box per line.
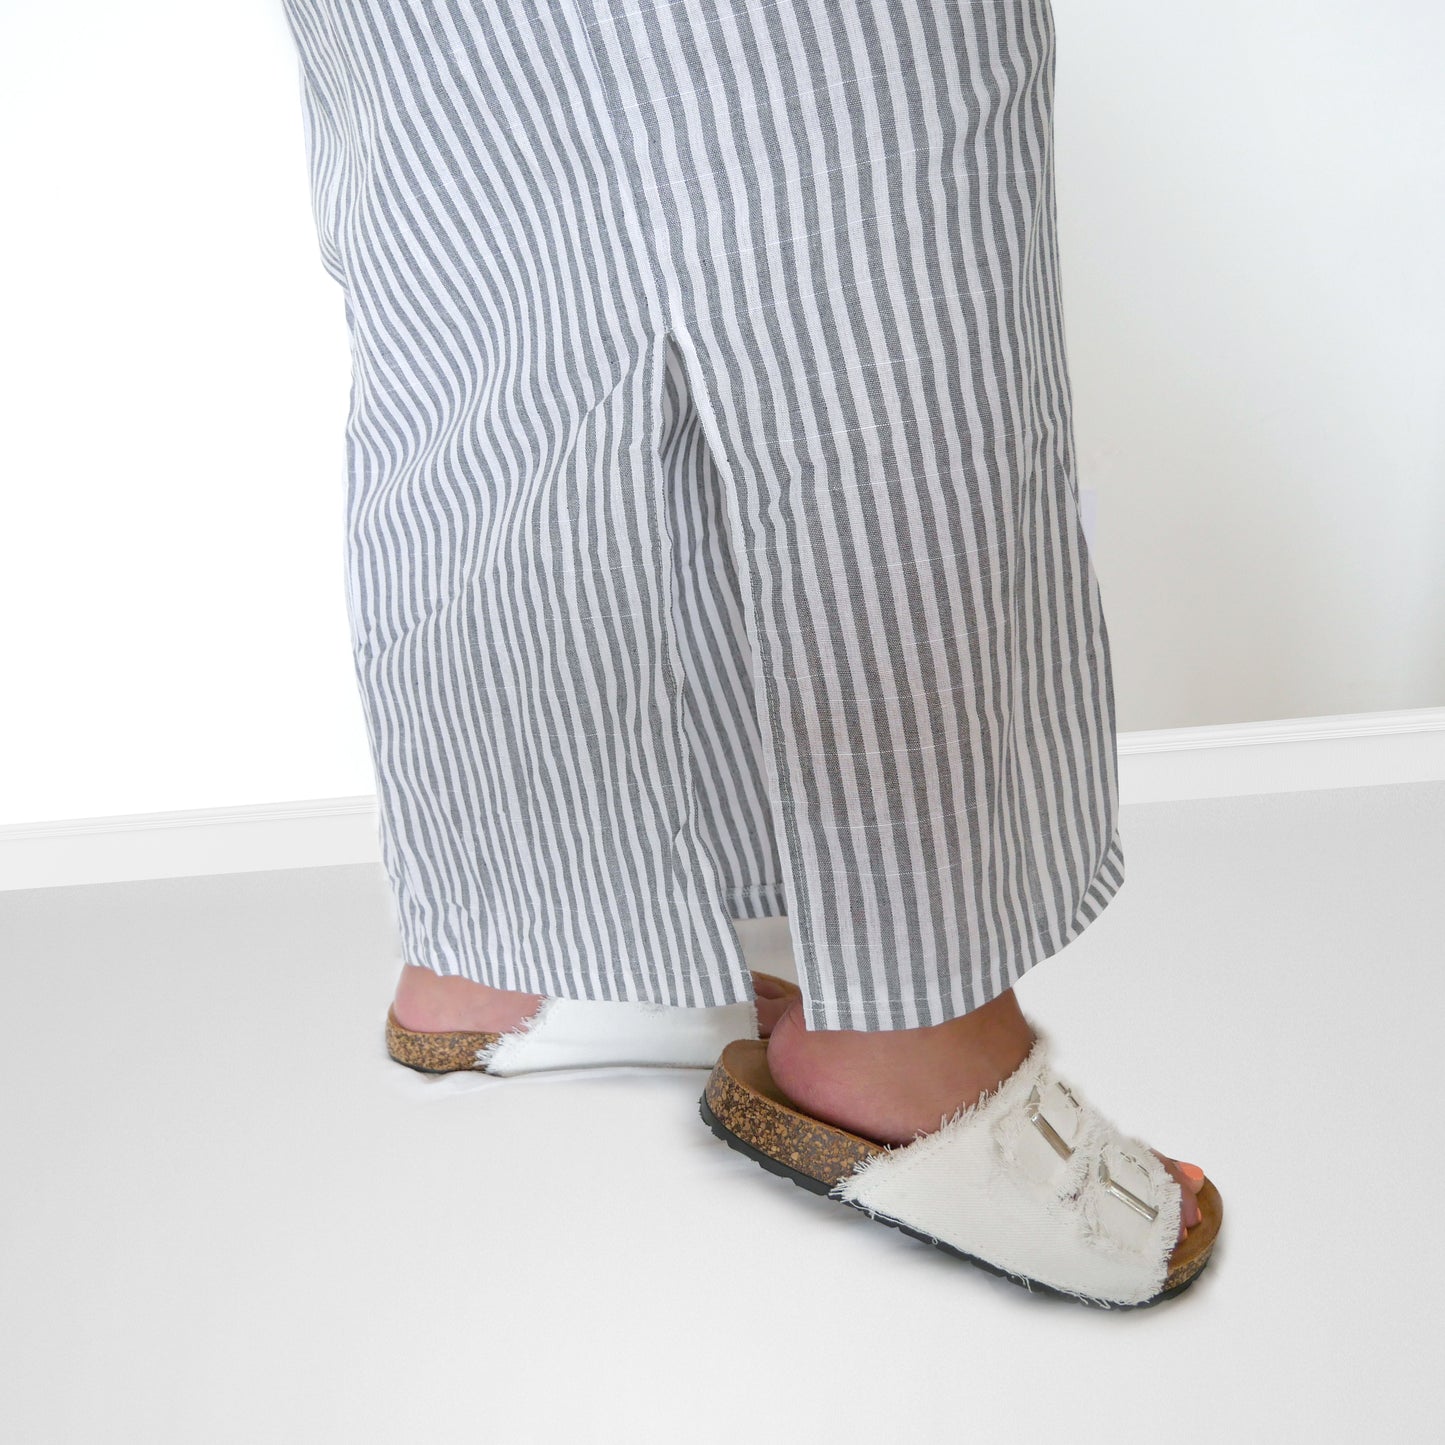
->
[701, 1025, 1222, 1308]
[385, 972, 800, 1075]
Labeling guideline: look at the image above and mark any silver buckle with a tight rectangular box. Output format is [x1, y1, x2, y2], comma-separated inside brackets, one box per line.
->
[1098, 1154, 1160, 1222]
[1025, 1084, 1074, 1162]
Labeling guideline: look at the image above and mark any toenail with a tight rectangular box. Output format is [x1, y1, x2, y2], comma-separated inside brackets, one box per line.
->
[1178, 1161, 1204, 1187]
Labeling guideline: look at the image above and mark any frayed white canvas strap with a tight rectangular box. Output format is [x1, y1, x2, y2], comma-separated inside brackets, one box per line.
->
[831, 1031, 1182, 1305]
[477, 997, 759, 1076]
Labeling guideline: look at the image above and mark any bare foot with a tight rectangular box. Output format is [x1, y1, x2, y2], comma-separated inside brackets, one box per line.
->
[766, 988, 1204, 1243]
[392, 965, 545, 1035]
[391, 964, 800, 1039]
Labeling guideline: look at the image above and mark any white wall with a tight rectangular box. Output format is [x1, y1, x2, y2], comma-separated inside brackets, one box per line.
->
[1054, 0, 1445, 729]
[2, 2, 366, 826]
[2, 0, 1441, 827]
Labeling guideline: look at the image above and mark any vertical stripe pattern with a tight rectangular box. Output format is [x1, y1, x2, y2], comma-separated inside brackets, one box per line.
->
[281, 0, 1125, 1030]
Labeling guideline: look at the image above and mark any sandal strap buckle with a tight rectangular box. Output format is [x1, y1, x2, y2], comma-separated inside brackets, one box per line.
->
[1098, 1153, 1160, 1222]
[1025, 1083, 1077, 1162]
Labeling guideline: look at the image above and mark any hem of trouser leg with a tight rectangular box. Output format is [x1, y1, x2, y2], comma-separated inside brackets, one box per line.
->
[800, 832, 1126, 1032]
[394, 889, 784, 997]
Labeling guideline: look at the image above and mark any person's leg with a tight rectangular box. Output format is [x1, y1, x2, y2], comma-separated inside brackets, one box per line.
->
[588, 0, 1125, 1030]
[391, 331, 800, 1035]
[577, 0, 1204, 1231]
[280, 0, 786, 1036]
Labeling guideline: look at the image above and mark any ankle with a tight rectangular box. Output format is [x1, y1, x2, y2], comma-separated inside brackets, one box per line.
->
[765, 990, 1037, 1147]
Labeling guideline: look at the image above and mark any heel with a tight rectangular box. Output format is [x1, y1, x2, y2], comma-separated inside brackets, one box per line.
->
[385, 1006, 499, 1073]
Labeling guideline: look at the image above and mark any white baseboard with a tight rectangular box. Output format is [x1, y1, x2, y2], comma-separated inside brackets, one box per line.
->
[1118, 705, 1445, 803]
[3, 707, 1441, 892]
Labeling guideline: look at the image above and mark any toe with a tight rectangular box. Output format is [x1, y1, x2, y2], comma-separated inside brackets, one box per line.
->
[1152, 1151, 1204, 1240]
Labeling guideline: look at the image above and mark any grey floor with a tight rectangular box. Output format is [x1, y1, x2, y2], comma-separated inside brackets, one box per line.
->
[2, 782, 1442, 1444]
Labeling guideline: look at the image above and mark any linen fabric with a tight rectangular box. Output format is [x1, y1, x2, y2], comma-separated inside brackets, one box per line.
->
[280, 0, 1124, 1029]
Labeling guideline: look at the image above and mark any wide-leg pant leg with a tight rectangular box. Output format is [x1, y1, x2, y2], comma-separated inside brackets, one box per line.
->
[579, 0, 1126, 1029]
[280, 0, 777, 1007]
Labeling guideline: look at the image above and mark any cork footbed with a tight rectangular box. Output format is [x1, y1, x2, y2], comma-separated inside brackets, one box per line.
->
[385, 972, 802, 1074]
[701, 1039, 1222, 1308]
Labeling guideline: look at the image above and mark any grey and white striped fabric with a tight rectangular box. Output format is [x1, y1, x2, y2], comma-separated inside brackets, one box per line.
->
[281, 0, 1124, 1030]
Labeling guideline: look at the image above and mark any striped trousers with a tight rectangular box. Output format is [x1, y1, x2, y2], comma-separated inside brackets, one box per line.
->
[281, 0, 1124, 1030]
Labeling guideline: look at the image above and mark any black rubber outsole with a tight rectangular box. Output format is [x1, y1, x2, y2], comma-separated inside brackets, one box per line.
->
[699, 1094, 1206, 1311]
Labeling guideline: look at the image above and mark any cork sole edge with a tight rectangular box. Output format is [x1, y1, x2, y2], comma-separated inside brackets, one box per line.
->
[701, 1039, 1221, 1310]
[385, 1005, 501, 1074]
